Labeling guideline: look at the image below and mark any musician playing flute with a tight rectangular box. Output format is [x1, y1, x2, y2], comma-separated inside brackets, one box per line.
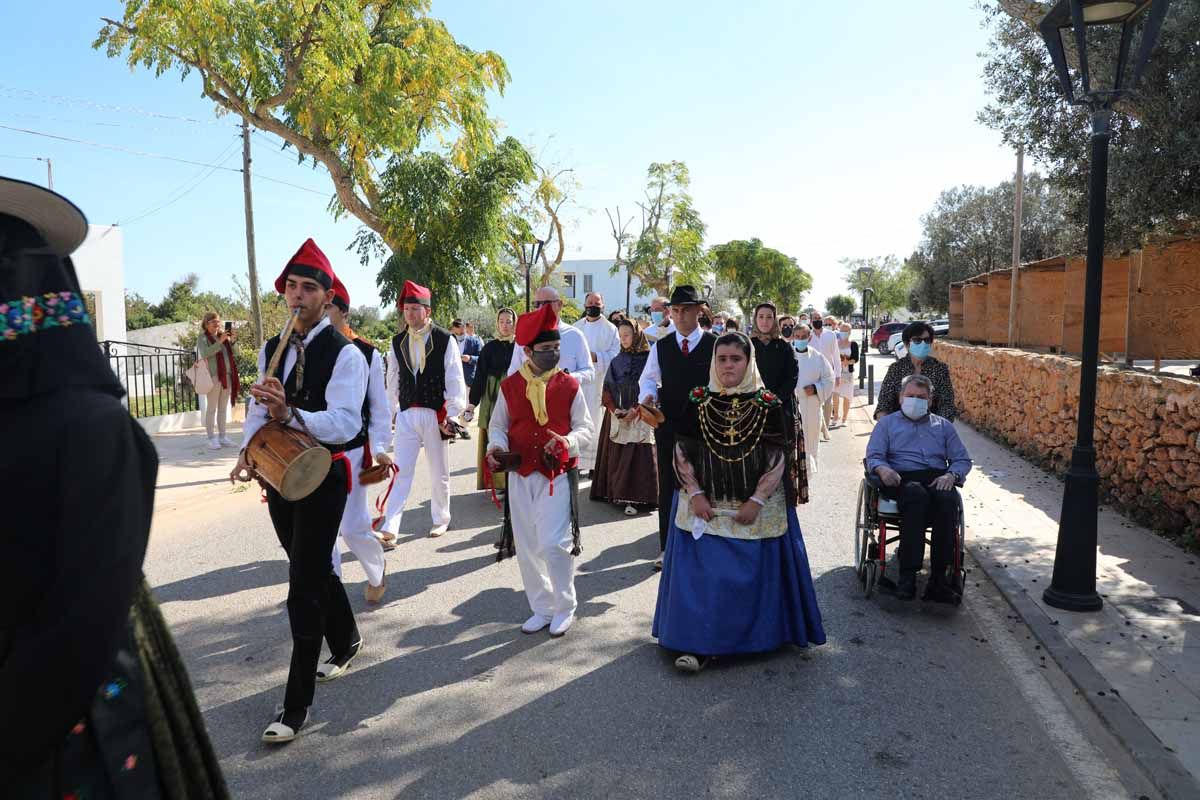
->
[230, 239, 368, 744]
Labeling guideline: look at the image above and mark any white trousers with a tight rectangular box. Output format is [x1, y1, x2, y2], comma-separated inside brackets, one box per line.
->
[204, 384, 229, 439]
[797, 391, 822, 475]
[508, 471, 577, 617]
[331, 447, 386, 587]
[577, 383, 603, 472]
[380, 407, 451, 535]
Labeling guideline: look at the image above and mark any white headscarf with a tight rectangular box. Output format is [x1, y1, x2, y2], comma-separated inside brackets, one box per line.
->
[707, 331, 765, 395]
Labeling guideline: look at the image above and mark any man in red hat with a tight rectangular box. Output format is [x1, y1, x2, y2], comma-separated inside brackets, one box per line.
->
[326, 278, 390, 603]
[380, 279, 468, 539]
[486, 304, 592, 637]
[230, 238, 369, 743]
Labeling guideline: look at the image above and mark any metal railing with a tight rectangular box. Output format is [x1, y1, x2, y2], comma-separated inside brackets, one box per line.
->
[99, 340, 201, 419]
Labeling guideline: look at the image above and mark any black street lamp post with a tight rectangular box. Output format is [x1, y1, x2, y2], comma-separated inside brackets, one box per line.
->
[857, 268, 875, 390]
[1038, 0, 1171, 612]
[521, 239, 545, 313]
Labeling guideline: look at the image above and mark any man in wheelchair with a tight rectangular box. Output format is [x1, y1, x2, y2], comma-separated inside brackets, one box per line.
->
[865, 374, 972, 602]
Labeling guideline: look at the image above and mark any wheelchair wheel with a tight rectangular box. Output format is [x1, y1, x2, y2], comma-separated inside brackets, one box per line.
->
[863, 559, 879, 598]
[952, 497, 966, 603]
[854, 480, 872, 576]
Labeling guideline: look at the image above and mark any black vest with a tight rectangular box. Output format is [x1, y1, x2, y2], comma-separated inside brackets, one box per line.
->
[657, 331, 716, 429]
[391, 326, 450, 412]
[263, 324, 354, 450]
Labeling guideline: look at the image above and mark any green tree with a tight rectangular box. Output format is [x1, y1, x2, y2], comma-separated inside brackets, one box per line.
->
[618, 161, 709, 296]
[124, 290, 162, 331]
[506, 147, 581, 289]
[824, 294, 856, 319]
[710, 238, 812, 314]
[96, 1, 517, 308]
[978, 1, 1200, 249]
[841, 256, 912, 318]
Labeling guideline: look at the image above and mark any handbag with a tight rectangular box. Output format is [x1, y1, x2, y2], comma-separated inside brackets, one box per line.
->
[184, 356, 214, 395]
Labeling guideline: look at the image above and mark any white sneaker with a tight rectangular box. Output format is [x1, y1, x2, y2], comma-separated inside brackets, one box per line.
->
[549, 612, 575, 637]
[219, 436, 235, 447]
[624, 504, 637, 516]
[521, 614, 552, 634]
[208, 438, 221, 450]
[429, 523, 449, 538]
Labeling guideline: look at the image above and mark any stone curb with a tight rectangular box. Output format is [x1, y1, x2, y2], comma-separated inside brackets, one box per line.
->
[968, 545, 1200, 800]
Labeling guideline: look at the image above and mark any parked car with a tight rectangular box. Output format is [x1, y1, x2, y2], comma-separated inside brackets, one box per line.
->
[888, 331, 907, 360]
[931, 318, 950, 337]
[872, 322, 907, 353]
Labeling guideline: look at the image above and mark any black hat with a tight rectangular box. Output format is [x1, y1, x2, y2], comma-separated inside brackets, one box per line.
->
[667, 285, 705, 306]
[0, 176, 88, 257]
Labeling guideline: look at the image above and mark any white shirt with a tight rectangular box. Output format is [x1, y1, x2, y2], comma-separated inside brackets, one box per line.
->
[643, 320, 674, 342]
[507, 323, 595, 387]
[638, 326, 705, 402]
[242, 316, 368, 449]
[486, 380, 593, 458]
[794, 345, 835, 403]
[364, 348, 391, 455]
[573, 315, 621, 384]
[385, 328, 468, 418]
[812, 329, 841, 378]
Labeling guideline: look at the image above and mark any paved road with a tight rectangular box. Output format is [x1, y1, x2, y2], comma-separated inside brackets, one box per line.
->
[144, 382, 1135, 799]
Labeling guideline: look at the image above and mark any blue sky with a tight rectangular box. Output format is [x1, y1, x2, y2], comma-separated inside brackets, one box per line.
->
[0, 1, 1029, 314]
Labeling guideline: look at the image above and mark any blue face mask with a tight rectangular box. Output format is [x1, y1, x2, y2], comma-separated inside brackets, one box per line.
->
[793, 339, 809, 353]
[651, 311, 664, 324]
[901, 396, 929, 420]
[909, 341, 932, 360]
[836, 331, 849, 341]
[713, 323, 725, 333]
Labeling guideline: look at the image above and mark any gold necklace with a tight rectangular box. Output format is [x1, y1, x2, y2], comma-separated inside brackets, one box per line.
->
[697, 394, 769, 459]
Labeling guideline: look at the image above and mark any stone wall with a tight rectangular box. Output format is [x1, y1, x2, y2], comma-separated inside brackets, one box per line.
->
[937, 341, 1200, 533]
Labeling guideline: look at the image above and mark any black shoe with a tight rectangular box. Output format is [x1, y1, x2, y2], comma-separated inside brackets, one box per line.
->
[922, 575, 960, 605]
[895, 571, 917, 601]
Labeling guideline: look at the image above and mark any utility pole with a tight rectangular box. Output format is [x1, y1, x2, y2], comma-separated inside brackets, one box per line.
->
[45, 158, 53, 190]
[242, 120, 264, 348]
[1007, 145, 1024, 347]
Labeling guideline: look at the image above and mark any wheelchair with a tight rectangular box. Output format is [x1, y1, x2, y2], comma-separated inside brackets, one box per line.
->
[854, 468, 966, 605]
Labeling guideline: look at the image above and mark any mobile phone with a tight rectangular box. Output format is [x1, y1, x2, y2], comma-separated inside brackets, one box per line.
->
[224, 321, 233, 333]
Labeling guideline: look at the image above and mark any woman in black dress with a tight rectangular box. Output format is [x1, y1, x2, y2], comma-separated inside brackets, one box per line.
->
[751, 302, 807, 504]
[465, 308, 517, 491]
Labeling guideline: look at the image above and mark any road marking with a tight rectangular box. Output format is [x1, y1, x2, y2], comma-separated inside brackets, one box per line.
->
[966, 581, 1130, 800]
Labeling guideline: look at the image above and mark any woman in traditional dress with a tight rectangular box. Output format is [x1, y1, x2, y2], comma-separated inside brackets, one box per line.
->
[652, 331, 825, 673]
[590, 319, 659, 514]
[465, 308, 517, 491]
[751, 302, 807, 505]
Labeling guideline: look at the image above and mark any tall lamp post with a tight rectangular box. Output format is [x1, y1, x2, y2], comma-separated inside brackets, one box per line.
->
[521, 239, 545, 312]
[1038, 0, 1170, 612]
[857, 268, 875, 390]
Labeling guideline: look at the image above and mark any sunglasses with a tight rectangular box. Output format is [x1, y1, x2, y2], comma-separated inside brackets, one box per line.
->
[909, 335, 933, 344]
[533, 300, 557, 308]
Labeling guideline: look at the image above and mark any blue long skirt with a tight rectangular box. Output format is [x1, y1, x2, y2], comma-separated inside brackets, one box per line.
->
[652, 493, 826, 657]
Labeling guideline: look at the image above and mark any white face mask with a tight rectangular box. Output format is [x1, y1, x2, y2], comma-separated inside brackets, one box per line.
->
[901, 396, 929, 420]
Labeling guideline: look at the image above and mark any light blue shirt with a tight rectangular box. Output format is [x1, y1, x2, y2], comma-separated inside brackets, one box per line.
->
[866, 411, 972, 482]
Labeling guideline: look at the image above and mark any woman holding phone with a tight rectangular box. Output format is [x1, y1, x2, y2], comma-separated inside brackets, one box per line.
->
[197, 311, 239, 449]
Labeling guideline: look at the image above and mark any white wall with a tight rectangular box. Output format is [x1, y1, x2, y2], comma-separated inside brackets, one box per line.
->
[555, 259, 652, 315]
[72, 225, 125, 342]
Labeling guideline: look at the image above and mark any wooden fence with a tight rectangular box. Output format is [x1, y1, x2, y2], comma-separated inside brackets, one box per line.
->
[948, 236, 1200, 359]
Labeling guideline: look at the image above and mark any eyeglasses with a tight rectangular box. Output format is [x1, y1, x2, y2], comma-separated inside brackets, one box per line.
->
[533, 300, 557, 308]
[909, 336, 933, 344]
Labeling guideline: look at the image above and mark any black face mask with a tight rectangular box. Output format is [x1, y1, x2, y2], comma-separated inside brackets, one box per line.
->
[585, 306, 602, 318]
[531, 349, 561, 372]
[812, 320, 823, 330]
[781, 325, 794, 337]
[698, 317, 712, 328]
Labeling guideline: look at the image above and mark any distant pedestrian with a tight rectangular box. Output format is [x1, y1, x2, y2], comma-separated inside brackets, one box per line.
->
[791, 323, 835, 474]
[197, 310, 239, 449]
[465, 308, 518, 491]
[834, 320, 859, 426]
[591, 319, 659, 514]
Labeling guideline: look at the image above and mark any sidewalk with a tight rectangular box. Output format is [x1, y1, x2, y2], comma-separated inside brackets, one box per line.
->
[150, 423, 247, 514]
[852, 393, 1200, 799]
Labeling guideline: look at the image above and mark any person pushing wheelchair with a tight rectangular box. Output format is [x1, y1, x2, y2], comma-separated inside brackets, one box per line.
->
[865, 374, 972, 603]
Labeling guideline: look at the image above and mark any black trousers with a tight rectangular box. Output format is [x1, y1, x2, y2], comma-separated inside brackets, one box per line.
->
[879, 469, 958, 575]
[266, 459, 359, 711]
[653, 427, 677, 553]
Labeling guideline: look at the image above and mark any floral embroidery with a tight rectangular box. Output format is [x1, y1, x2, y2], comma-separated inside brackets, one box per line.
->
[122, 754, 138, 771]
[0, 292, 91, 340]
[688, 386, 708, 403]
[755, 389, 780, 408]
[102, 679, 127, 700]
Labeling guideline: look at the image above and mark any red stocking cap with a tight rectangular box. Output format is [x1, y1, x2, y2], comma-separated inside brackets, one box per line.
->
[515, 304, 560, 347]
[331, 277, 351, 312]
[274, 238, 335, 293]
[399, 280, 431, 307]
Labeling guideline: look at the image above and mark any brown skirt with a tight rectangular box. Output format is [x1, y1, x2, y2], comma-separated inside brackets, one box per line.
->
[589, 412, 659, 507]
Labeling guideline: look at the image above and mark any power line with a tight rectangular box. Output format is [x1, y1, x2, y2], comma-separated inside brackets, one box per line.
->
[119, 138, 243, 226]
[0, 84, 223, 126]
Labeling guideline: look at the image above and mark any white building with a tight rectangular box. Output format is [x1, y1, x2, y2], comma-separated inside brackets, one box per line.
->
[553, 259, 655, 315]
[72, 225, 126, 343]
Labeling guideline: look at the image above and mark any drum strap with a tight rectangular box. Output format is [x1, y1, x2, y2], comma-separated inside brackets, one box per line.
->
[373, 465, 401, 517]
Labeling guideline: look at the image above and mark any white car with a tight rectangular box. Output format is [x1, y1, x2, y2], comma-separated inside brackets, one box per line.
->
[888, 331, 907, 360]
